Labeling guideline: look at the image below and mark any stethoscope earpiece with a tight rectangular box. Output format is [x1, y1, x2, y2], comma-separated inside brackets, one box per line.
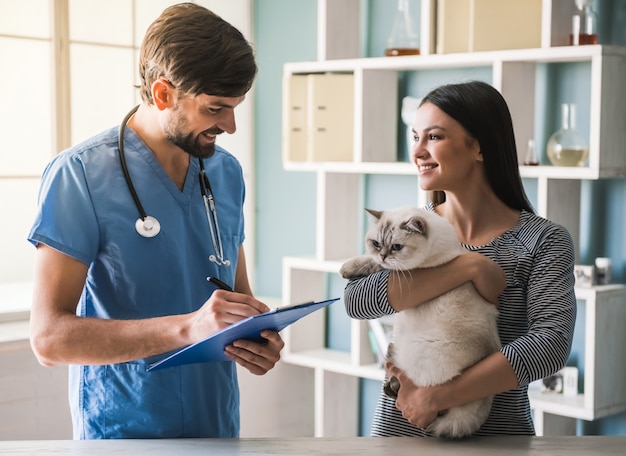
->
[135, 216, 161, 238]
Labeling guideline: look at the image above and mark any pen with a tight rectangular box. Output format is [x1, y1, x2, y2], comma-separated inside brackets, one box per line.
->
[207, 276, 233, 292]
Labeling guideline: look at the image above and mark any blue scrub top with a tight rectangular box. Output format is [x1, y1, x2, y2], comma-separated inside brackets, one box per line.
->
[28, 124, 246, 439]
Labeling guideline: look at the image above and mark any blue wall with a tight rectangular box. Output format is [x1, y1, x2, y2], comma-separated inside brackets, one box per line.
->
[253, 0, 318, 295]
[253, 0, 626, 436]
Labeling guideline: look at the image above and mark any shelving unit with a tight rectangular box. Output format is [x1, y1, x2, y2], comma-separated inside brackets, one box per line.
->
[529, 285, 626, 435]
[280, 0, 626, 438]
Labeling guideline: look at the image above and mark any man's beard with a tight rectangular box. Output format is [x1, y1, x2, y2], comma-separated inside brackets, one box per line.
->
[167, 129, 217, 159]
[164, 106, 222, 159]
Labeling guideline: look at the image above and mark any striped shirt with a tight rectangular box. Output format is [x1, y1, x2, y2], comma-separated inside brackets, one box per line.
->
[344, 208, 576, 436]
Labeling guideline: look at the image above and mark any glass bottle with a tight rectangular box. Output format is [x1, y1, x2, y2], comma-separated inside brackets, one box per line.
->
[595, 257, 612, 285]
[385, 0, 420, 56]
[570, 0, 598, 45]
[523, 139, 539, 166]
[547, 103, 589, 167]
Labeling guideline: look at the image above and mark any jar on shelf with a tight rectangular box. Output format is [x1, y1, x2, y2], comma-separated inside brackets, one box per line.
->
[385, 0, 420, 56]
[546, 103, 589, 167]
[523, 139, 539, 166]
[401, 96, 421, 161]
[570, 0, 598, 45]
[595, 257, 612, 285]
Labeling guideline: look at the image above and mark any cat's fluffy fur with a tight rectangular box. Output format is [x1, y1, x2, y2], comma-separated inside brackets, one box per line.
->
[340, 207, 501, 439]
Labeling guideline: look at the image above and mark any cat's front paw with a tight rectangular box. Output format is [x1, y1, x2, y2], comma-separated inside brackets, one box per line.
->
[340, 256, 381, 279]
[339, 259, 360, 279]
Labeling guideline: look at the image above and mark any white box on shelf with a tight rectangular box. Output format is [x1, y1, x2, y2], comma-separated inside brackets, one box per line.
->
[307, 74, 354, 162]
[282, 75, 308, 162]
[562, 367, 579, 397]
[282, 74, 354, 163]
[436, 0, 543, 54]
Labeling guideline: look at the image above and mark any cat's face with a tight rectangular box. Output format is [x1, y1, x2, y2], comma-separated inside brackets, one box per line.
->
[364, 207, 461, 270]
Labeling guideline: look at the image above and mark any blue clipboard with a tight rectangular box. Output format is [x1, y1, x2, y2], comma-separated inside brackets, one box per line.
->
[147, 298, 339, 371]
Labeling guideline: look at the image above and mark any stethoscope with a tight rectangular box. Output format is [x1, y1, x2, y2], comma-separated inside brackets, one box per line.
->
[118, 105, 231, 267]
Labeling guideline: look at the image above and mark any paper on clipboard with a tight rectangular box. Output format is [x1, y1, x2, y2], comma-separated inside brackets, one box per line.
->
[147, 298, 339, 371]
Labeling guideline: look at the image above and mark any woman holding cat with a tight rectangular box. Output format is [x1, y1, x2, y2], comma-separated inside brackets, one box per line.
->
[343, 80, 576, 437]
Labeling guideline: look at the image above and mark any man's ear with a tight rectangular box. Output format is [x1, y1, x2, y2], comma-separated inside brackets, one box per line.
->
[152, 78, 176, 111]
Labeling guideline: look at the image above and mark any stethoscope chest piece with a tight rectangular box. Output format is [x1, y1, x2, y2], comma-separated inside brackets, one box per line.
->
[135, 216, 161, 238]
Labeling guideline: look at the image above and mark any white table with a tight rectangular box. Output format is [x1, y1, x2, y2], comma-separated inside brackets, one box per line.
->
[1, 436, 625, 455]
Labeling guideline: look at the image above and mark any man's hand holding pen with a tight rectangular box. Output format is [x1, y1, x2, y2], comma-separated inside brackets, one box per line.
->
[198, 276, 284, 374]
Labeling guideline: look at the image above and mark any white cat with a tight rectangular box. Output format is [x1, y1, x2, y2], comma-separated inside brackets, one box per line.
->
[340, 207, 501, 439]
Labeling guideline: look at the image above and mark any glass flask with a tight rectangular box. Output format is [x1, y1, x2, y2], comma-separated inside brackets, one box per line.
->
[385, 0, 420, 56]
[523, 139, 539, 166]
[547, 103, 589, 167]
[570, 0, 598, 45]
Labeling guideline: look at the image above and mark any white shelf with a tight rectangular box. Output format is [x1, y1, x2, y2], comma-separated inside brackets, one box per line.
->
[285, 161, 622, 180]
[531, 285, 626, 430]
[572, 283, 626, 299]
[281, 261, 626, 430]
[280, 0, 626, 438]
[283, 256, 343, 273]
[519, 165, 619, 180]
[284, 161, 417, 175]
[284, 44, 626, 73]
[283, 44, 626, 181]
[282, 348, 385, 382]
[529, 391, 589, 419]
[0, 281, 32, 323]
[283, 284, 626, 412]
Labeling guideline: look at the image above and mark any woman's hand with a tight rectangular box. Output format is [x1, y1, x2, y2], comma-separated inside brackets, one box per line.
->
[465, 252, 507, 306]
[386, 362, 442, 429]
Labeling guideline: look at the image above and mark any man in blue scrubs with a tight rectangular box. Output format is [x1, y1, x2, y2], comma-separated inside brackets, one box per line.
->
[27, 3, 284, 439]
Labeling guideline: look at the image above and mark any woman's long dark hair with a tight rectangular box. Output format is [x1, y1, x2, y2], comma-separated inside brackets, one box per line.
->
[421, 81, 534, 213]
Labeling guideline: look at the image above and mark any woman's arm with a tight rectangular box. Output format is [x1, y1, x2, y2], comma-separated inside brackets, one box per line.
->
[388, 223, 577, 428]
[387, 252, 506, 311]
[502, 225, 577, 385]
[344, 251, 505, 319]
[388, 352, 518, 429]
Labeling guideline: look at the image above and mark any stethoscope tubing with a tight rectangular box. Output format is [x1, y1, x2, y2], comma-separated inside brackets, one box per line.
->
[118, 105, 229, 266]
[118, 105, 147, 221]
[199, 160, 228, 266]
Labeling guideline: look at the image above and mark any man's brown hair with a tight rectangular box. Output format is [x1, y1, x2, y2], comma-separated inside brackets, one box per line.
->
[138, 3, 257, 103]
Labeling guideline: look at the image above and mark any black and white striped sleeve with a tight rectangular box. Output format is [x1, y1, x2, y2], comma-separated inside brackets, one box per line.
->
[344, 269, 396, 320]
[500, 223, 577, 386]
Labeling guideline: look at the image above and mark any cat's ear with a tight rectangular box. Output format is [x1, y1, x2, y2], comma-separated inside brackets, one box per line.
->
[405, 216, 427, 235]
[365, 208, 383, 220]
